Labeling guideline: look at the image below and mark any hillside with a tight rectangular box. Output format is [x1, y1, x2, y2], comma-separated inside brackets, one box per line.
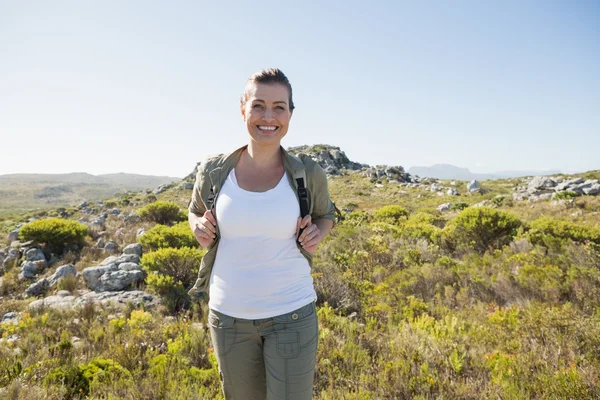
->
[0, 173, 180, 218]
[1, 145, 600, 399]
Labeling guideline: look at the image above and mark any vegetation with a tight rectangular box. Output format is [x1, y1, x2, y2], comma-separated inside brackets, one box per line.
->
[19, 218, 88, 255]
[137, 201, 186, 225]
[1, 168, 600, 399]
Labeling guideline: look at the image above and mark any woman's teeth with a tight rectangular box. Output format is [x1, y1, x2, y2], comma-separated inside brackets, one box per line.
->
[258, 126, 278, 131]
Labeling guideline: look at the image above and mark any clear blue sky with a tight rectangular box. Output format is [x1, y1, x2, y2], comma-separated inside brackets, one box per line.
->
[1, 1, 598, 178]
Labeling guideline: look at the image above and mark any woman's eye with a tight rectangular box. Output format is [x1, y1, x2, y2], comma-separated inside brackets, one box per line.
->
[275, 106, 284, 110]
[252, 104, 263, 109]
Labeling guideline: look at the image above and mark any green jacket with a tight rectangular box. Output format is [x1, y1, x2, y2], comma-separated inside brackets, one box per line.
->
[187, 144, 337, 302]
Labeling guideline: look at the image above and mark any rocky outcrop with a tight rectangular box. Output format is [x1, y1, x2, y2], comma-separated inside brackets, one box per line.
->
[82, 247, 145, 292]
[27, 290, 160, 311]
[513, 176, 600, 202]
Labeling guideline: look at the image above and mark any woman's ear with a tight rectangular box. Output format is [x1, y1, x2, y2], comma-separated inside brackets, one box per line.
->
[241, 106, 246, 120]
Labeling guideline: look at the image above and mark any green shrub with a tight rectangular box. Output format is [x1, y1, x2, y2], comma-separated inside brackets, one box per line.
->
[146, 272, 190, 313]
[444, 207, 522, 253]
[140, 247, 205, 290]
[399, 222, 442, 243]
[554, 191, 579, 201]
[19, 218, 88, 254]
[373, 205, 409, 224]
[528, 217, 600, 246]
[343, 211, 372, 226]
[137, 201, 186, 225]
[138, 221, 197, 251]
[450, 202, 469, 211]
[44, 357, 131, 398]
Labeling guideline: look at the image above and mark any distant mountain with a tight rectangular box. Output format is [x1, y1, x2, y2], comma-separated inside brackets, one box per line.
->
[408, 164, 561, 181]
[0, 172, 180, 216]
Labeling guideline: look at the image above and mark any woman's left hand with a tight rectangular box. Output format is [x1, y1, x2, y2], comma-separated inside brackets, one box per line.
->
[296, 215, 322, 254]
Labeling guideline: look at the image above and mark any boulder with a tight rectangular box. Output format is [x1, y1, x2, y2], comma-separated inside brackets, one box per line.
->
[18, 260, 47, 281]
[583, 183, 600, 195]
[28, 291, 76, 310]
[82, 264, 119, 290]
[123, 244, 143, 257]
[447, 188, 459, 196]
[119, 262, 142, 272]
[115, 254, 140, 265]
[7, 230, 19, 243]
[2, 249, 20, 268]
[47, 264, 77, 287]
[96, 270, 145, 291]
[437, 203, 453, 212]
[25, 248, 46, 262]
[73, 290, 160, 310]
[25, 278, 49, 297]
[104, 241, 119, 253]
[467, 180, 479, 192]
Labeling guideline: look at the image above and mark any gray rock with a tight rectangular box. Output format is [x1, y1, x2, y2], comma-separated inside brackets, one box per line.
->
[513, 192, 529, 201]
[119, 262, 142, 272]
[47, 264, 77, 287]
[96, 270, 145, 291]
[447, 188, 459, 196]
[82, 264, 119, 290]
[97, 238, 105, 248]
[583, 183, 600, 195]
[109, 208, 121, 215]
[73, 290, 160, 310]
[154, 184, 168, 195]
[123, 243, 142, 257]
[123, 213, 140, 224]
[374, 183, 384, 188]
[437, 203, 453, 212]
[182, 182, 194, 190]
[430, 183, 440, 192]
[136, 228, 146, 238]
[527, 176, 556, 193]
[2, 249, 19, 269]
[18, 260, 47, 281]
[100, 256, 119, 266]
[555, 178, 584, 191]
[7, 230, 19, 243]
[25, 278, 49, 297]
[79, 201, 88, 208]
[467, 180, 479, 192]
[473, 200, 491, 207]
[28, 293, 76, 310]
[116, 254, 140, 265]
[25, 248, 46, 262]
[1, 312, 20, 325]
[104, 241, 119, 253]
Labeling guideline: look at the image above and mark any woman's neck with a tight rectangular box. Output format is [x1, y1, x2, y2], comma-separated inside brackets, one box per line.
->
[244, 142, 282, 169]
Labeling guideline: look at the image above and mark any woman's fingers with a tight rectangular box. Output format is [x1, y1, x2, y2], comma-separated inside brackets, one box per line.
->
[299, 224, 320, 247]
[204, 210, 217, 226]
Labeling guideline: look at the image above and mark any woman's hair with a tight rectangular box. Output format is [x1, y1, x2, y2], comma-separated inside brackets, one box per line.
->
[240, 68, 295, 111]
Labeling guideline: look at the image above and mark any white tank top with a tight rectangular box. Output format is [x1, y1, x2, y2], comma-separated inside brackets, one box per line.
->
[208, 168, 317, 319]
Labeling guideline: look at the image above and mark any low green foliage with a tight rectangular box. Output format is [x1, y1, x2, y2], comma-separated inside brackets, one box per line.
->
[137, 201, 186, 225]
[444, 207, 522, 253]
[528, 217, 600, 246]
[19, 218, 88, 254]
[138, 221, 197, 251]
[140, 247, 204, 289]
[373, 205, 409, 224]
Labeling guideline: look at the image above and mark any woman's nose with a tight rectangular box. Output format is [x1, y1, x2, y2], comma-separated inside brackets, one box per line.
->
[263, 108, 274, 120]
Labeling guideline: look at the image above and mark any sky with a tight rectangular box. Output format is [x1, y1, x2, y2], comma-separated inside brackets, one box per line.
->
[0, 1, 598, 178]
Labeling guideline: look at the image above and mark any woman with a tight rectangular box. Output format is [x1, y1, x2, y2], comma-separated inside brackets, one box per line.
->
[187, 68, 337, 399]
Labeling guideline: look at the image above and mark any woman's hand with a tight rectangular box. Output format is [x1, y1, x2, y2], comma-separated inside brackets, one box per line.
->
[192, 210, 217, 248]
[296, 215, 322, 254]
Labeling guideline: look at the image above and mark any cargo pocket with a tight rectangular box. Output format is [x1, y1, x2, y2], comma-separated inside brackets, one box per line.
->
[276, 331, 300, 359]
[208, 309, 236, 356]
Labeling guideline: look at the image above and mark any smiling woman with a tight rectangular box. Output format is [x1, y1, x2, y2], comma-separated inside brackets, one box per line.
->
[187, 68, 337, 399]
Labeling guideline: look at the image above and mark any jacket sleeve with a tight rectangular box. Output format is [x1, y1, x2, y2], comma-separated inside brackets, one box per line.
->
[309, 162, 337, 225]
[188, 161, 207, 216]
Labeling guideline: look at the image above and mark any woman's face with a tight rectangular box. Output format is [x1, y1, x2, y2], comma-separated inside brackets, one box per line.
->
[241, 82, 293, 147]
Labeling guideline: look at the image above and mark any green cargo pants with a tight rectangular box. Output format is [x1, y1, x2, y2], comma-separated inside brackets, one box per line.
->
[208, 301, 319, 400]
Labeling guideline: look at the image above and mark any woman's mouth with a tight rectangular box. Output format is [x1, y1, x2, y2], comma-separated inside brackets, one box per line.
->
[257, 125, 279, 132]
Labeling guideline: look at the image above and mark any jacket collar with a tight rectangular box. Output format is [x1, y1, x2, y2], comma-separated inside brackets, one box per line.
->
[207, 144, 305, 187]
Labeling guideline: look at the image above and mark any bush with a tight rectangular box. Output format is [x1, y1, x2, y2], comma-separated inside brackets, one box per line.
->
[138, 221, 197, 251]
[140, 247, 205, 290]
[19, 218, 88, 254]
[528, 217, 600, 246]
[373, 205, 409, 224]
[343, 211, 372, 226]
[450, 202, 469, 211]
[137, 201, 186, 225]
[444, 207, 522, 253]
[554, 191, 579, 201]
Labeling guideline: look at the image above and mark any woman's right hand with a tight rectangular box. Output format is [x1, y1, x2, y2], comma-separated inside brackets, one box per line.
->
[193, 210, 217, 248]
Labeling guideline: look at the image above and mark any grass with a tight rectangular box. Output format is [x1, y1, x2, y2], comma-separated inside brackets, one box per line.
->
[1, 167, 600, 398]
